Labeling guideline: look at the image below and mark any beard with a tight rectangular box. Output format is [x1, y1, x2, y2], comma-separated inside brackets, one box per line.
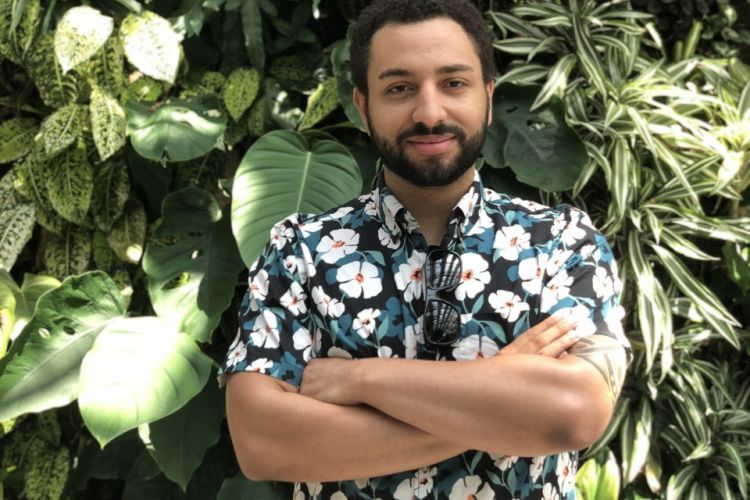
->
[366, 103, 489, 187]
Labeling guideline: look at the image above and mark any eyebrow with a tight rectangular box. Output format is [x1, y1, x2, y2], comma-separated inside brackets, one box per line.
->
[377, 64, 474, 79]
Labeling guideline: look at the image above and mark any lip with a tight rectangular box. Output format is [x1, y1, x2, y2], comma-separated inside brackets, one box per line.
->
[406, 135, 456, 156]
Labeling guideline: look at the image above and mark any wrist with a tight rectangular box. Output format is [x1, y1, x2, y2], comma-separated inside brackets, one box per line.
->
[349, 358, 370, 402]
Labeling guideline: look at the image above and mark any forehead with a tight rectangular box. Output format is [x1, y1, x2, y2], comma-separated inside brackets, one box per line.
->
[368, 17, 481, 78]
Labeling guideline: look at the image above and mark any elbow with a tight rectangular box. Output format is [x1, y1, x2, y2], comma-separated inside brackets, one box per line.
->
[558, 390, 613, 451]
[234, 437, 293, 482]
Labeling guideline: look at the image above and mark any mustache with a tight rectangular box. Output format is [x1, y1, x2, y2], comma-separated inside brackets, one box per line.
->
[396, 123, 466, 144]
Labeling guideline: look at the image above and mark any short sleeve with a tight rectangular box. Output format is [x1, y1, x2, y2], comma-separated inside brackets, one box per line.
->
[540, 206, 631, 353]
[220, 217, 314, 388]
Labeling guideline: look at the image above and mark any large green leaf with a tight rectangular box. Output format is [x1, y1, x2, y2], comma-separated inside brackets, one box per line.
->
[120, 11, 181, 83]
[143, 187, 244, 342]
[298, 77, 339, 131]
[91, 158, 131, 233]
[221, 67, 261, 121]
[240, 0, 264, 71]
[36, 104, 88, 160]
[138, 374, 224, 490]
[26, 34, 80, 109]
[575, 450, 620, 500]
[0, 272, 126, 421]
[45, 142, 93, 224]
[54, 6, 114, 73]
[231, 130, 362, 266]
[78, 316, 212, 447]
[0, 117, 38, 164]
[44, 224, 91, 278]
[106, 198, 146, 264]
[126, 96, 227, 162]
[90, 86, 127, 161]
[0, 271, 61, 342]
[217, 474, 284, 500]
[482, 83, 587, 191]
[0, 203, 35, 272]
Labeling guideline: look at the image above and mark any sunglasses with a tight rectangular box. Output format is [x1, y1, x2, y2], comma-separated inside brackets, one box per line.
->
[423, 248, 463, 346]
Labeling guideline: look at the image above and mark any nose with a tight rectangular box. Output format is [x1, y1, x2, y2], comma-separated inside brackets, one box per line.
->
[411, 84, 447, 128]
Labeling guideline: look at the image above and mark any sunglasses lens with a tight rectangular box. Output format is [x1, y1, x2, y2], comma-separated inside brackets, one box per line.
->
[425, 299, 460, 345]
[425, 250, 462, 290]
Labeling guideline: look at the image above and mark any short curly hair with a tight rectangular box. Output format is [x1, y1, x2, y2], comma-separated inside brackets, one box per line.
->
[350, 0, 496, 95]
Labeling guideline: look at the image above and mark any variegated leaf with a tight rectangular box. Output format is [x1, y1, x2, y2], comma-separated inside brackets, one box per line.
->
[107, 199, 146, 264]
[221, 67, 260, 121]
[0, 204, 36, 271]
[90, 158, 130, 232]
[26, 34, 80, 109]
[298, 77, 339, 131]
[44, 225, 91, 278]
[246, 96, 269, 138]
[36, 104, 87, 159]
[45, 143, 93, 224]
[13, 151, 66, 234]
[0, 117, 38, 164]
[77, 37, 125, 96]
[0, 0, 40, 64]
[54, 6, 114, 73]
[120, 11, 181, 83]
[90, 87, 127, 161]
[92, 230, 118, 272]
[123, 75, 164, 103]
[0, 169, 19, 211]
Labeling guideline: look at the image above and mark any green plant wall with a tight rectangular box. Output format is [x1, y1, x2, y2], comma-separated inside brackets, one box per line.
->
[0, 0, 748, 498]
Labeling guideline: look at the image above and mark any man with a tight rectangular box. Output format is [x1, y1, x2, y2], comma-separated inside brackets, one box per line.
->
[223, 0, 631, 498]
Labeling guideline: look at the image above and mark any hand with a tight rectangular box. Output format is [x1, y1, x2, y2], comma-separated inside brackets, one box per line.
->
[500, 315, 579, 358]
[299, 357, 362, 405]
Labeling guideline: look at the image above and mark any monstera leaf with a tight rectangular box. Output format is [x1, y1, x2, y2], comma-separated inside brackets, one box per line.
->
[482, 83, 587, 192]
[232, 130, 362, 266]
[78, 316, 212, 447]
[126, 97, 227, 162]
[0, 271, 60, 342]
[54, 6, 113, 73]
[0, 272, 126, 421]
[120, 11, 181, 83]
[143, 188, 244, 342]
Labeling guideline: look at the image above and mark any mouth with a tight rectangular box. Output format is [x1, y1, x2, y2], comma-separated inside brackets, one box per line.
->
[405, 135, 456, 156]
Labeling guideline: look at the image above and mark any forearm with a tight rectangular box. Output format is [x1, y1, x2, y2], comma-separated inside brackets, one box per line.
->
[351, 353, 611, 456]
[226, 372, 466, 482]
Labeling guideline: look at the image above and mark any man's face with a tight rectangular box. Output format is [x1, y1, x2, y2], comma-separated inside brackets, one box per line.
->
[354, 17, 493, 187]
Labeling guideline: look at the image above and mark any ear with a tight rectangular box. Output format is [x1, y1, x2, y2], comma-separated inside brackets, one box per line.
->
[353, 87, 370, 133]
[485, 81, 495, 126]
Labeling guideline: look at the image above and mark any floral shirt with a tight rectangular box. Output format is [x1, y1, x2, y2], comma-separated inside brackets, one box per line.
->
[222, 170, 630, 500]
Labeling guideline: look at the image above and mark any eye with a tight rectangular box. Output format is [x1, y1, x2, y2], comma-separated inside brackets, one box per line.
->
[445, 80, 466, 89]
[387, 84, 411, 94]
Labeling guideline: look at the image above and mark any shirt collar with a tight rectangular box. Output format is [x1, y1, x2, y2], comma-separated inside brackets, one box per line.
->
[375, 169, 486, 243]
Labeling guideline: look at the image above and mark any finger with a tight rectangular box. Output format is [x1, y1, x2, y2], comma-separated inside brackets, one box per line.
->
[503, 316, 565, 355]
[523, 315, 563, 337]
[539, 330, 580, 358]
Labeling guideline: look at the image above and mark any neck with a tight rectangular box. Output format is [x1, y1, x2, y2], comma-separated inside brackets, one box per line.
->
[383, 167, 476, 246]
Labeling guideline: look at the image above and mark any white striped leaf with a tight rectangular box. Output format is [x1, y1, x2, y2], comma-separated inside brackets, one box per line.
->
[660, 227, 718, 262]
[531, 54, 577, 111]
[494, 64, 550, 86]
[493, 37, 544, 55]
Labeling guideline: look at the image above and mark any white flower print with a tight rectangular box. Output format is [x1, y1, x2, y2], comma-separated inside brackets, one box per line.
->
[330, 492, 347, 500]
[394, 467, 437, 500]
[542, 482, 560, 500]
[226, 340, 247, 367]
[299, 241, 317, 281]
[560, 220, 587, 246]
[331, 206, 354, 219]
[579, 243, 596, 259]
[378, 226, 400, 249]
[606, 304, 627, 341]
[448, 475, 494, 500]
[298, 219, 323, 237]
[247, 357, 273, 373]
[317, 228, 360, 264]
[494, 225, 531, 261]
[249, 269, 269, 302]
[404, 324, 423, 359]
[327, 346, 353, 359]
[455, 253, 491, 300]
[540, 269, 574, 313]
[311, 286, 345, 318]
[292, 327, 320, 362]
[270, 223, 295, 250]
[530, 456, 545, 481]
[282, 255, 298, 275]
[546, 248, 573, 277]
[452, 334, 500, 361]
[511, 197, 547, 211]
[337, 261, 383, 299]
[352, 308, 380, 339]
[550, 215, 567, 236]
[556, 453, 575, 495]
[354, 477, 369, 489]
[552, 305, 597, 337]
[488, 290, 530, 323]
[280, 281, 307, 316]
[250, 310, 280, 348]
[592, 266, 614, 299]
[394, 251, 425, 302]
[377, 345, 395, 358]
[293, 482, 322, 499]
[517, 254, 549, 296]
[467, 208, 494, 236]
[490, 454, 518, 471]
